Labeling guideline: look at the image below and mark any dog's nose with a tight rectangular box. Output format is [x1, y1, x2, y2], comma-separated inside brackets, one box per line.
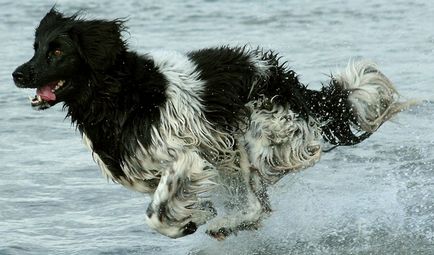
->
[12, 71, 25, 83]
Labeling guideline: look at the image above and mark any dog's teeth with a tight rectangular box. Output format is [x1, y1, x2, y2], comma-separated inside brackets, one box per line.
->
[37, 95, 42, 102]
[58, 80, 64, 86]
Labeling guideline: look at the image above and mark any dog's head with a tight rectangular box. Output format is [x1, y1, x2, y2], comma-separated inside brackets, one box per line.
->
[12, 8, 125, 109]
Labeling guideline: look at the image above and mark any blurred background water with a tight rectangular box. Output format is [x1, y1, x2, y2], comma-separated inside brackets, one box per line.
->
[0, 0, 433, 254]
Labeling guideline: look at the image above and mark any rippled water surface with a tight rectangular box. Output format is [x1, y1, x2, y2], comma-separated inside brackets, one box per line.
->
[1, 0, 434, 254]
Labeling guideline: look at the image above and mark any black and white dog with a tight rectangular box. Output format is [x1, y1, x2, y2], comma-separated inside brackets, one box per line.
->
[13, 9, 409, 239]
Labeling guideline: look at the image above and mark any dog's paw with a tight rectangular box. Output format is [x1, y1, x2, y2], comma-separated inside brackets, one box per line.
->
[178, 202, 217, 237]
[206, 217, 261, 240]
[173, 201, 217, 237]
[206, 227, 232, 241]
[181, 221, 198, 236]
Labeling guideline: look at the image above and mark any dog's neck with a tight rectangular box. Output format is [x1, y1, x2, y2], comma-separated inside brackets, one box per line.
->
[65, 51, 167, 161]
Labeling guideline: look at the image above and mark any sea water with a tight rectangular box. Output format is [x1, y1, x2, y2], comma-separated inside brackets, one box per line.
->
[1, 0, 433, 254]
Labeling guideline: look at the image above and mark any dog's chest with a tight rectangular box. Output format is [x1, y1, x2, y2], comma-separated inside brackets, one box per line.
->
[83, 130, 164, 190]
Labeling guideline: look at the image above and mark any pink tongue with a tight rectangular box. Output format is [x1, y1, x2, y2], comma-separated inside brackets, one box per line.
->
[36, 82, 57, 101]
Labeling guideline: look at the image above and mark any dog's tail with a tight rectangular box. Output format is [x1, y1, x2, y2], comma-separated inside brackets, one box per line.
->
[306, 60, 413, 146]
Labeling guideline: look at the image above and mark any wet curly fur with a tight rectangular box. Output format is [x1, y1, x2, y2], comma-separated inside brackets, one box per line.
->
[13, 8, 409, 239]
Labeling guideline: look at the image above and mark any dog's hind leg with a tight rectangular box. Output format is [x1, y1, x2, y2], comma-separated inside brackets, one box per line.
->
[242, 98, 323, 184]
[206, 143, 271, 240]
[206, 99, 322, 240]
[145, 150, 218, 238]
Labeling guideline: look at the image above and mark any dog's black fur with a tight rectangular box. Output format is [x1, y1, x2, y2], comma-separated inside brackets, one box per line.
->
[13, 8, 405, 239]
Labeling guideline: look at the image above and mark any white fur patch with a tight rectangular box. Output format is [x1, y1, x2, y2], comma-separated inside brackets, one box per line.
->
[147, 50, 236, 168]
[243, 97, 322, 184]
[249, 50, 272, 78]
[246, 48, 272, 99]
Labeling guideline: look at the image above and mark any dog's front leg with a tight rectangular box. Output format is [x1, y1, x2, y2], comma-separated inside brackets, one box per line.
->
[144, 150, 217, 238]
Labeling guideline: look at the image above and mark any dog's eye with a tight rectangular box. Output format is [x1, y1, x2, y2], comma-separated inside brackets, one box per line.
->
[53, 49, 63, 57]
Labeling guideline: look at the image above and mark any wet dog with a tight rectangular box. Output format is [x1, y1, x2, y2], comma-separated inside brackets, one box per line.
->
[13, 8, 409, 239]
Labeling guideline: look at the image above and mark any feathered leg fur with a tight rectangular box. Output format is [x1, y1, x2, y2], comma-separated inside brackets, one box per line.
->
[144, 150, 218, 238]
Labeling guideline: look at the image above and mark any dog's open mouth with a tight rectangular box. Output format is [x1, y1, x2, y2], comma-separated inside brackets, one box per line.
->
[29, 80, 66, 109]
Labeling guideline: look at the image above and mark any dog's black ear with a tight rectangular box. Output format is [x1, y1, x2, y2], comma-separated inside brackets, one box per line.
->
[36, 7, 66, 37]
[46, 6, 63, 19]
[70, 19, 126, 71]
